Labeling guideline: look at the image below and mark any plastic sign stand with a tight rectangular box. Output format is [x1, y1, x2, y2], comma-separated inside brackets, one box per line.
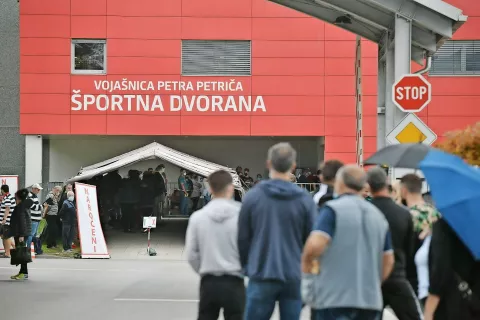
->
[74, 183, 110, 259]
[143, 216, 157, 256]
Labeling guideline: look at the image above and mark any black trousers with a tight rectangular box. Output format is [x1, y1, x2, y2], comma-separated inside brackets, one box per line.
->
[191, 197, 200, 212]
[382, 278, 423, 320]
[14, 237, 28, 274]
[121, 204, 135, 231]
[199, 275, 245, 320]
[46, 215, 58, 247]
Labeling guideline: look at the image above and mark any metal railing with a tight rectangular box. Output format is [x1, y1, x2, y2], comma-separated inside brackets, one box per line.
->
[295, 183, 322, 195]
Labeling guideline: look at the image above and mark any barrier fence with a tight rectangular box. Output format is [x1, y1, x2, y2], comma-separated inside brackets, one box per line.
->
[37, 181, 322, 220]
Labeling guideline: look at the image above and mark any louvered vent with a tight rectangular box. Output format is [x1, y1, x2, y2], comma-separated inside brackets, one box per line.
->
[430, 40, 480, 76]
[182, 40, 251, 76]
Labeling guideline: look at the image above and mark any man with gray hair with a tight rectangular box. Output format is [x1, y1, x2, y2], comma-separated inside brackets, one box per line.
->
[302, 165, 394, 320]
[238, 142, 316, 320]
[58, 191, 76, 252]
[368, 167, 422, 320]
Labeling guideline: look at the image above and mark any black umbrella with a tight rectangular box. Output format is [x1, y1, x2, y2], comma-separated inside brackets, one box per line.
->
[364, 143, 432, 169]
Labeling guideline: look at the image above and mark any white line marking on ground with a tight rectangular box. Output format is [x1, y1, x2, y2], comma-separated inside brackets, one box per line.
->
[0, 267, 142, 272]
[114, 298, 199, 303]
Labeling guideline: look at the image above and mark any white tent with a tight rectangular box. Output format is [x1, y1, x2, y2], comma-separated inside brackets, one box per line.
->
[67, 142, 243, 190]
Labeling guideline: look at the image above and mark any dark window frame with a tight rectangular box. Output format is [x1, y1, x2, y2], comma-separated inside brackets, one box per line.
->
[71, 39, 107, 75]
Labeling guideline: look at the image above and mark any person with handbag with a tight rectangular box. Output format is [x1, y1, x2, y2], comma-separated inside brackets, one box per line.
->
[9, 188, 32, 280]
[423, 218, 480, 320]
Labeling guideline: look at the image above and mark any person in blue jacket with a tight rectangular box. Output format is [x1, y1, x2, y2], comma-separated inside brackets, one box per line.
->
[238, 142, 316, 320]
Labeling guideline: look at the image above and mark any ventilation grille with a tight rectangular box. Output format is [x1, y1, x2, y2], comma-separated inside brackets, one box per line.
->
[182, 40, 251, 76]
[430, 40, 480, 76]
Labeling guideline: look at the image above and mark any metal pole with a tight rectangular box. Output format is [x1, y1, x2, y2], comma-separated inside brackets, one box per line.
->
[147, 228, 151, 255]
[394, 14, 412, 126]
[377, 58, 386, 150]
[385, 46, 395, 137]
[355, 36, 363, 165]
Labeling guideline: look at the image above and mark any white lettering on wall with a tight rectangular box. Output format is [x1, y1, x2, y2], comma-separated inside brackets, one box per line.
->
[71, 78, 267, 112]
[71, 93, 266, 113]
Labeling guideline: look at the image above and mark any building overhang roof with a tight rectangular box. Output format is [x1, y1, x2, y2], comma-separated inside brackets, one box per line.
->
[268, 0, 467, 64]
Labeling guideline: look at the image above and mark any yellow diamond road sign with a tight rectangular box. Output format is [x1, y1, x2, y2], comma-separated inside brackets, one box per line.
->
[387, 113, 437, 145]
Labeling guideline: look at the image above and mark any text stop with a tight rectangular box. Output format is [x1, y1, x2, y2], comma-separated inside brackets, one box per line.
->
[395, 86, 427, 100]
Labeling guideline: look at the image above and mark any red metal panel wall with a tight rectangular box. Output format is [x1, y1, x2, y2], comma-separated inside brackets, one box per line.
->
[19, 0, 480, 163]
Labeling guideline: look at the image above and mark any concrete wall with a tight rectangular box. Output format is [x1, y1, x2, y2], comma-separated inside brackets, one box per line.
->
[0, 1, 24, 186]
[48, 136, 321, 183]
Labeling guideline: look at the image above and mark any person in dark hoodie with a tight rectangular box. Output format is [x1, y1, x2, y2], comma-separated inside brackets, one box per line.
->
[238, 142, 316, 320]
[185, 170, 244, 320]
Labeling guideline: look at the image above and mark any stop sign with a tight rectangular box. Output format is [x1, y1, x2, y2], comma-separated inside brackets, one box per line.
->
[392, 74, 431, 113]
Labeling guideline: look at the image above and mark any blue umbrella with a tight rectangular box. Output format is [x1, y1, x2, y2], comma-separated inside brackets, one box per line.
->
[419, 149, 480, 260]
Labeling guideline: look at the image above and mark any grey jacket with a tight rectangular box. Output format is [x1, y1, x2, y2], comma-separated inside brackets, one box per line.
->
[302, 195, 390, 311]
[185, 198, 243, 278]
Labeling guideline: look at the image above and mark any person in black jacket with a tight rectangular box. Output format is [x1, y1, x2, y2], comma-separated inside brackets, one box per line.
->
[59, 191, 76, 252]
[367, 167, 422, 320]
[119, 170, 141, 232]
[9, 188, 32, 281]
[153, 165, 167, 218]
[424, 218, 480, 320]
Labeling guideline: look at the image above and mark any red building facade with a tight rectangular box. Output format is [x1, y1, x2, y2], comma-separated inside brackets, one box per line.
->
[19, 0, 480, 163]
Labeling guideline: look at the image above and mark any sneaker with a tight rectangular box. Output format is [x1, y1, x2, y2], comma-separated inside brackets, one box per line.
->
[11, 273, 28, 280]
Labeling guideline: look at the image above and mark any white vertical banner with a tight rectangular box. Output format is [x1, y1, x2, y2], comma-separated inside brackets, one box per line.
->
[0, 175, 19, 195]
[75, 183, 110, 259]
[0, 175, 17, 254]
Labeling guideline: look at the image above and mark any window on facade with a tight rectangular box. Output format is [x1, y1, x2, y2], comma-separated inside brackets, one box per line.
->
[181, 40, 251, 76]
[430, 40, 480, 76]
[71, 40, 107, 74]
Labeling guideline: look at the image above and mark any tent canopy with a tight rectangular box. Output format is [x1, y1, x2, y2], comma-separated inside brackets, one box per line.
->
[67, 142, 243, 189]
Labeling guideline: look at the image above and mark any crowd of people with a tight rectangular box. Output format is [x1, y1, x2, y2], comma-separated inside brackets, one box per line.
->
[1, 142, 478, 319]
[0, 183, 78, 279]
[185, 142, 480, 320]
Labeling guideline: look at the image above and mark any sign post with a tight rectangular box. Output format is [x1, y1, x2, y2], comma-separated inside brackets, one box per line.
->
[389, 73, 434, 190]
[392, 74, 431, 113]
[386, 113, 436, 193]
[143, 216, 157, 256]
[386, 113, 437, 145]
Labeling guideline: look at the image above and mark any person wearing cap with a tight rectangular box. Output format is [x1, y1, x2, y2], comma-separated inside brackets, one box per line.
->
[25, 183, 44, 249]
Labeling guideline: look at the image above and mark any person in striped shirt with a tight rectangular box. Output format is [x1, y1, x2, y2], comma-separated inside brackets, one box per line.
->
[25, 183, 44, 249]
[1, 184, 16, 258]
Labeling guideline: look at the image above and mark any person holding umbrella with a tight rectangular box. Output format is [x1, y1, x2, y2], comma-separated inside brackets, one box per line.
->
[416, 150, 480, 320]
